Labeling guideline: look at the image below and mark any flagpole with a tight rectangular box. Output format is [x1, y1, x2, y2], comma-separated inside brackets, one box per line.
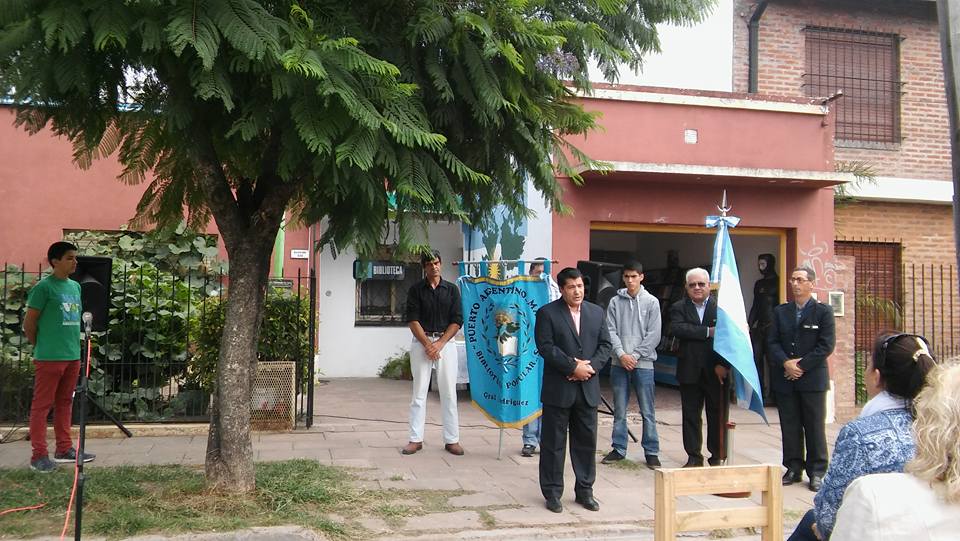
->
[497, 428, 503, 460]
[710, 191, 752, 498]
[716, 191, 733, 466]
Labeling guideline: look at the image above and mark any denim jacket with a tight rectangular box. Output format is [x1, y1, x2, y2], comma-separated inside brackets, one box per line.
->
[814, 408, 915, 539]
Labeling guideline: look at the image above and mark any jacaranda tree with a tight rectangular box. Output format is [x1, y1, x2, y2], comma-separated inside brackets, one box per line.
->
[0, 0, 713, 492]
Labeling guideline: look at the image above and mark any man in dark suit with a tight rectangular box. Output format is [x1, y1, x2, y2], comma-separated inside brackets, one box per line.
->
[767, 266, 835, 492]
[534, 267, 612, 514]
[668, 267, 729, 468]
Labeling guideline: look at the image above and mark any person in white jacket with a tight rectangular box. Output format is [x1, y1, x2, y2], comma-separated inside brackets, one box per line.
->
[831, 359, 960, 541]
[601, 261, 662, 469]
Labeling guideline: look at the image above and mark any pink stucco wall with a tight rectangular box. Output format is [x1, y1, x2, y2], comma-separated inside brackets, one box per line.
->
[552, 90, 840, 300]
[0, 106, 310, 277]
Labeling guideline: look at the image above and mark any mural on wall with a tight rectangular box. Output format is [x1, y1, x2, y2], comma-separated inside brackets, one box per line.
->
[461, 178, 553, 276]
[462, 200, 528, 274]
[799, 234, 838, 290]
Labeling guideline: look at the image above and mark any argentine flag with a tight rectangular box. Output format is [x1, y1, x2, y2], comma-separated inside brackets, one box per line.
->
[707, 215, 768, 422]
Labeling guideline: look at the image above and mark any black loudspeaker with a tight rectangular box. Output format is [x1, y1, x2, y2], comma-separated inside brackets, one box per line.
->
[576, 260, 624, 309]
[70, 256, 113, 332]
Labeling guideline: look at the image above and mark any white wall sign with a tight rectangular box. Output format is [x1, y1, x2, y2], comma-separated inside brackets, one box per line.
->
[290, 249, 309, 260]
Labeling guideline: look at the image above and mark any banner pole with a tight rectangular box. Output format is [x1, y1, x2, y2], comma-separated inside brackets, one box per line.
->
[497, 427, 503, 460]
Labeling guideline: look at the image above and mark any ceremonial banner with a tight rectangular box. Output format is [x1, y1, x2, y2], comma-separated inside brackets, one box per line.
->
[707, 214, 767, 422]
[458, 274, 549, 427]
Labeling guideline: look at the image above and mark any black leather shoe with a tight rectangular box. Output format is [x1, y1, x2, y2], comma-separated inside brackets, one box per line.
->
[707, 457, 723, 467]
[521, 444, 536, 457]
[683, 457, 704, 468]
[575, 495, 600, 512]
[545, 498, 562, 513]
[782, 470, 802, 485]
[645, 455, 661, 469]
[808, 475, 823, 492]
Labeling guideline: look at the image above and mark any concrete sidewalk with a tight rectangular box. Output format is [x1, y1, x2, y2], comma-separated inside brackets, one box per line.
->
[0, 378, 838, 540]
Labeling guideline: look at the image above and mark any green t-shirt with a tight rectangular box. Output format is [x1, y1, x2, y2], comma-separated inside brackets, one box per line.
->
[26, 275, 82, 361]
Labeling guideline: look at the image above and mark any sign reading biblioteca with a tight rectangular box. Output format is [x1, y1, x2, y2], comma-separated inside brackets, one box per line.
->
[457, 274, 549, 427]
[352, 260, 406, 281]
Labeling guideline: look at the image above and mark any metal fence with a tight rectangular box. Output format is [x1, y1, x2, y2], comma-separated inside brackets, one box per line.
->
[836, 239, 959, 404]
[0, 263, 315, 430]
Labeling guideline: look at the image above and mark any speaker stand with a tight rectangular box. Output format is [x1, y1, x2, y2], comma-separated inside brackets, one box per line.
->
[81, 392, 133, 438]
[598, 394, 638, 443]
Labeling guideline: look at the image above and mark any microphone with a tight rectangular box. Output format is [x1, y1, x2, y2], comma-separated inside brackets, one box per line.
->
[82, 312, 93, 334]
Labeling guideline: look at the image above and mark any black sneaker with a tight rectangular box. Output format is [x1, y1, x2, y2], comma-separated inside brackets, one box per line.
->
[645, 455, 662, 469]
[601, 450, 625, 464]
[520, 444, 537, 457]
[30, 456, 57, 473]
[54, 448, 96, 463]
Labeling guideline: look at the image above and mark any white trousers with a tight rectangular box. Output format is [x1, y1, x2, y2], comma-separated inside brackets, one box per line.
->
[408, 338, 460, 444]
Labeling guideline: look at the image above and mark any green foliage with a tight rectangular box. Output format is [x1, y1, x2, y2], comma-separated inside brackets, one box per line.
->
[378, 349, 412, 380]
[854, 350, 868, 406]
[190, 288, 311, 392]
[0, 264, 37, 364]
[834, 160, 878, 204]
[0, 0, 714, 259]
[61, 225, 223, 420]
[0, 359, 34, 423]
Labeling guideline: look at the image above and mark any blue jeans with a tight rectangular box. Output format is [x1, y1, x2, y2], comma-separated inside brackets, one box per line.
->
[787, 509, 819, 541]
[610, 365, 659, 456]
[522, 417, 541, 446]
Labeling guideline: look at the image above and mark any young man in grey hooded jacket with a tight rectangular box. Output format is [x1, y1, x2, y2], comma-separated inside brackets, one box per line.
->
[602, 261, 662, 468]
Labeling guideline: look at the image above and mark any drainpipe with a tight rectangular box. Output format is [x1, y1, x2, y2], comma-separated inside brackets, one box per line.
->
[748, 1, 769, 93]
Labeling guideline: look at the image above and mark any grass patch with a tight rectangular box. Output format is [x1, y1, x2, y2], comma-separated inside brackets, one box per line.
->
[0, 460, 453, 540]
[478, 510, 496, 528]
[601, 458, 649, 472]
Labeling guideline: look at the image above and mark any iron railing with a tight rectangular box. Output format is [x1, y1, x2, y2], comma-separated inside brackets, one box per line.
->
[836, 239, 959, 404]
[0, 264, 315, 429]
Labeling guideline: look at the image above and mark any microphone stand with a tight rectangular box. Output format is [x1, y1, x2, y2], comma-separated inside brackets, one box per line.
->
[75, 314, 92, 541]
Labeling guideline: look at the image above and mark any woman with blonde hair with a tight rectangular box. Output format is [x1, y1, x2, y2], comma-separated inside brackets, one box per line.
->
[831, 359, 960, 540]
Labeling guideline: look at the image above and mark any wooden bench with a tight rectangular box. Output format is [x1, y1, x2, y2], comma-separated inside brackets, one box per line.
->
[654, 464, 783, 541]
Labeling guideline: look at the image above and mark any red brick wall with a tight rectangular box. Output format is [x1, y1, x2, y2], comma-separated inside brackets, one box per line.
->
[831, 255, 858, 422]
[834, 201, 955, 265]
[733, 0, 949, 181]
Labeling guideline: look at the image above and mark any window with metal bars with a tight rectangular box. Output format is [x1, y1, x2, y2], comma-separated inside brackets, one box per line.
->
[803, 26, 903, 143]
[355, 261, 423, 325]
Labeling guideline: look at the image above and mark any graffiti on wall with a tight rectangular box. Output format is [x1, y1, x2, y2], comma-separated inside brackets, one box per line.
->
[799, 234, 838, 290]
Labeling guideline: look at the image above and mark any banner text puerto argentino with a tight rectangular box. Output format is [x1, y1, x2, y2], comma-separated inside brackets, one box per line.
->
[458, 275, 549, 427]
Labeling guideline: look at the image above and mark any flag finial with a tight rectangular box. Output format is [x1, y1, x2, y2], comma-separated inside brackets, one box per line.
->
[718, 190, 731, 217]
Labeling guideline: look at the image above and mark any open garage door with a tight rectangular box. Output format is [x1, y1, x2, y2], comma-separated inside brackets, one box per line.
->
[589, 224, 786, 391]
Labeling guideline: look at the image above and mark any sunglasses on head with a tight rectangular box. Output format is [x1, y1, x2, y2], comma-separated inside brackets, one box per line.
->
[876, 333, 930, 370]
[687, 281, 707, 288]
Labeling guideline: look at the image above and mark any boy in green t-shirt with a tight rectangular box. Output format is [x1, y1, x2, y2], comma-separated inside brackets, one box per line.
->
[23, 242, 95, 472]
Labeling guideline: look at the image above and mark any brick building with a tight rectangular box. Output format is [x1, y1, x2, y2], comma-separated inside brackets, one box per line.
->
[733, 0, 958, 362]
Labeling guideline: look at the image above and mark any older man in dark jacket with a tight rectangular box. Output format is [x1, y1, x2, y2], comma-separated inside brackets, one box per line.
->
[767, 266, 836, 492]
[668, 267, 729, 468]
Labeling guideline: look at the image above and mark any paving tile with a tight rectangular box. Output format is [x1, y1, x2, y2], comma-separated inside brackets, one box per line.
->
[448, 489, 517, 508]
[402, 510, 481, 532]
[489, 506, 583, 526]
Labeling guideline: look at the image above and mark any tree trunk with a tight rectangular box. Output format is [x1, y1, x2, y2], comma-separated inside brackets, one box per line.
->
[204, 237, 273, 492]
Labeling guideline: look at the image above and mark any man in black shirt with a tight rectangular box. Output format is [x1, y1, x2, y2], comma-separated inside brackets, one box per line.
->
[402, 250, 465, 456]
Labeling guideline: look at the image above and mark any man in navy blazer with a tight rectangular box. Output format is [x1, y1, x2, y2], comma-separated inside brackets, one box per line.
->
[534, 267, 612, 513]
[767, 266, 836, 492]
